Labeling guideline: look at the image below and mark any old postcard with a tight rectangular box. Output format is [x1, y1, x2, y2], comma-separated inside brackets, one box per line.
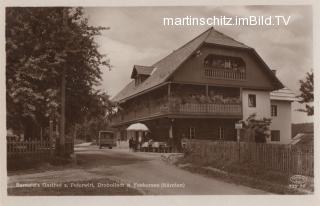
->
[1, 0, 319, 206]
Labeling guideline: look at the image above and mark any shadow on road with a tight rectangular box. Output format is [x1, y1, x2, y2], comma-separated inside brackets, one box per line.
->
[76, 152, 150, 168]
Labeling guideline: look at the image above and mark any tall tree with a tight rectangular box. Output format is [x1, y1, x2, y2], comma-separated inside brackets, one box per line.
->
[6, 7, 111, 139]
[297, 71, 313, 116]
[75, 91, 116, 141]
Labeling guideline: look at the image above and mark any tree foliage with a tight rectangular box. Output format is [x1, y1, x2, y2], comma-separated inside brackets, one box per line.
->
[6, 7, 111, 137]
[297, 71, 314, 116]
[241, 113, 271, 143]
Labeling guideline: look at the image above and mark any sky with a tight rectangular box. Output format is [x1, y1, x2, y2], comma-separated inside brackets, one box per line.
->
[84, 6, 313, 123]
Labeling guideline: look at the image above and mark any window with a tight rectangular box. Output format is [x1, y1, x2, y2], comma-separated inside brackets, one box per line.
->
[271, 130, 280, 141]
[189, 127, 196, 139]
[219, 127, 224, 139]
[271, 105, 277, 116]
[248, 94, 256, 107]
[224, 59, 231, 69]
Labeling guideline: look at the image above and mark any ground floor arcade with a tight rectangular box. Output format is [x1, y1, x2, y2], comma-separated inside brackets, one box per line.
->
[113, 117, 239, 151]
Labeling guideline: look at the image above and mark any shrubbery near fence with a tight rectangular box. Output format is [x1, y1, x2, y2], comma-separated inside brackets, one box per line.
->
[185, 140, 313, 177]
[7, 139, 74, 170]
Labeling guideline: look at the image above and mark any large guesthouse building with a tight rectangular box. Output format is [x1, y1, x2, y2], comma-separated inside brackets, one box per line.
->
[111, 28, 295, 148]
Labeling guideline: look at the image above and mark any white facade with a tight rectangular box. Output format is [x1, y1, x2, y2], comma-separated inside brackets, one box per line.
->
[269, 87, 295, 144]
[242, 87, 295, 144]
[269, 100, 292, 144]
[242, 89, 271, 120]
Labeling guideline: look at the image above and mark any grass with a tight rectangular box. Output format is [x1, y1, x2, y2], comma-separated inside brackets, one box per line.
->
[8, 178, 142, 196]
[176, 156, 313, 194]
[8, 152, 144, 196]
[7, 155, 75, 172]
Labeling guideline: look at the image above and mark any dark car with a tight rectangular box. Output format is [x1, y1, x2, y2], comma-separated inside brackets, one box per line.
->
[98, 131, 116, 149]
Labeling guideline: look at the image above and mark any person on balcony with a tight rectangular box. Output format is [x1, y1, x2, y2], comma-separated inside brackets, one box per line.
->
[195, 94, 201, 103]
[199, 94, 207, 104]
[181, 96, 187, 105]
[189, 94, 197, 104]
[204, 59, 209, 67]
[170, 95, 180, 111]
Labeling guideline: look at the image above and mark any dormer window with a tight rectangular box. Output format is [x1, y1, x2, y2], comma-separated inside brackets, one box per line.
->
[131, 65, 154, 86]
[135, 75, 144, 86]
[135, 76, 140, 86]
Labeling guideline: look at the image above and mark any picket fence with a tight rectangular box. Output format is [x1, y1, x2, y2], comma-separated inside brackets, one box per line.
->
[185, 140, 314, 177]
[7, 139, 74, 160]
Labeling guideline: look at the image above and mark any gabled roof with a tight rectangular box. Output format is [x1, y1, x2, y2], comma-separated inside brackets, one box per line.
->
[112, 28, 211, 102]
[270, 87, 296, 101]
[204, 29, 250, 49]
[112, 27, 284, 102]
[131, 65, 154, 79]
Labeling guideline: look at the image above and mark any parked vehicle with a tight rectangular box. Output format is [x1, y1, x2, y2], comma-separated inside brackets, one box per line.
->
[98, 131, 116, 149]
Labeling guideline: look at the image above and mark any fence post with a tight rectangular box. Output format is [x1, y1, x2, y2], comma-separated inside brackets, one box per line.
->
[236, 128, 241, 162]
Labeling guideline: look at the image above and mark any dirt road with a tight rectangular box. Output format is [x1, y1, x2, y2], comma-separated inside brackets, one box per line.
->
[8, 145, 270, 195]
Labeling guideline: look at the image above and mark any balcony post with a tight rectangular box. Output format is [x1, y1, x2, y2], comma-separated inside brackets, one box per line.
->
[205, 84, 209, 96]
[168, 83, 171, 112]
[168, 83, 171, 99]
[240, 87, 243, 115]
[205, 84, 209, 112]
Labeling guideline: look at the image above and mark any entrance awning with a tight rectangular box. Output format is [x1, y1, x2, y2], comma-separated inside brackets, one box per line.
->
[126, 123, 149, 131]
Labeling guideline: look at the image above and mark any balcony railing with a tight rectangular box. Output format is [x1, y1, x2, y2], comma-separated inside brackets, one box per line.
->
[175, 103, 242, 114]
[204, 68, 246, 80]
[111, 102, 242, 125]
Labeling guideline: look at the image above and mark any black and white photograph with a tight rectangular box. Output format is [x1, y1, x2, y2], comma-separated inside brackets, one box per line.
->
[1, 1, 319, 205]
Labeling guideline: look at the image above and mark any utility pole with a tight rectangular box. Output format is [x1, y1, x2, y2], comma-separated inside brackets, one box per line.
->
[235, 122, 242, 162]
[59, 8, 68, 156]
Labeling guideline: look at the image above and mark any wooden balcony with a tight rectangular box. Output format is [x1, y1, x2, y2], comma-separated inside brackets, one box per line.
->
[204, 68, 246, 80]
[111, 102, 242, 125]
[176, 103, 242, 115]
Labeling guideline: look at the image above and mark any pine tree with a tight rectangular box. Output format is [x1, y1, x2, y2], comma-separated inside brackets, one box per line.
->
[297, 71, 313, 116]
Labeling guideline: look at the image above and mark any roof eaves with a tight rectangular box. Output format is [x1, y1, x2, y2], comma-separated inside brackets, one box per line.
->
[117, 81, 170, 103]
[130, 68, 137, 79]
[162, 28, 213, 83]
[250, 48, 284, 90]
[203, 42, 252, 50]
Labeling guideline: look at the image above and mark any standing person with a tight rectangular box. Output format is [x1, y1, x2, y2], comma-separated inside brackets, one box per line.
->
[132, 139, 138, 152]
[138, 135, 142, 151]
[128, 137, 133, 152]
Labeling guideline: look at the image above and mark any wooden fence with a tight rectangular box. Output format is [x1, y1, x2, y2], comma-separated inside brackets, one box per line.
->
[7, 139, 74, 160]
[185, 140, 314, 177]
